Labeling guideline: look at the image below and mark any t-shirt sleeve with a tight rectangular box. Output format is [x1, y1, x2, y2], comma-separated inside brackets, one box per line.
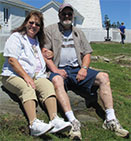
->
[3, 32, 22, 59]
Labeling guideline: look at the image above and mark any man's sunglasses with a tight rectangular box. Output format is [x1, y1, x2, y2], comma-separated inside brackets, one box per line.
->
[29, 21, 40, 27]
[61, 12, 73, 17]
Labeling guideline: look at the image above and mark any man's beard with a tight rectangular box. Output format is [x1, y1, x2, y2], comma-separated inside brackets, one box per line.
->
[61, 20, 72, 28]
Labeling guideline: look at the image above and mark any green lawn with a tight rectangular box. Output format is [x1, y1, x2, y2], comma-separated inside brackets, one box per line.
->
[0, 43, 131, 141]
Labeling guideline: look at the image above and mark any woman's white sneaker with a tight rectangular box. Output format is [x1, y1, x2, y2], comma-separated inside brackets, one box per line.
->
[49, 115, 72, 133]
[29, 118, 54, 136]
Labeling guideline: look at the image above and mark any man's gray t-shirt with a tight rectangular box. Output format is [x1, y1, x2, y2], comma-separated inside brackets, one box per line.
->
[59, 30, 79, 67]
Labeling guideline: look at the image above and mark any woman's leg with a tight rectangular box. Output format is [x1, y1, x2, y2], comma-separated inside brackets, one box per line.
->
[2, 76, 38, 124]
[23, 100, 37, 124]
[44, 96, 57, 120]
[35, 78, 72, 133]
[35, 78, 56, 120]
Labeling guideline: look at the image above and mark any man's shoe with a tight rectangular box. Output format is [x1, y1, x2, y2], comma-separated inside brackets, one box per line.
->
[49, 115, 72, 133]
[69, 119, 82, 140]
[102, 119, 129, 138]
[29, 118, 53, 136]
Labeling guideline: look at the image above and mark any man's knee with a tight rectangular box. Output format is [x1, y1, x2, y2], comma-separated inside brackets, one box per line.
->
[96, 72, 110, 85]
[52, 75, 64, 88]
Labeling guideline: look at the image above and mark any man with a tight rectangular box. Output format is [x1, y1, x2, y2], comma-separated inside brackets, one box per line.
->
[119, 22, 126, 44]
[44, 4, 129, 139]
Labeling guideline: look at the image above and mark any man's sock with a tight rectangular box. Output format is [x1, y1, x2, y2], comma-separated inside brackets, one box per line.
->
[105, 108, 116, 121]
[65, 111, 76, 122]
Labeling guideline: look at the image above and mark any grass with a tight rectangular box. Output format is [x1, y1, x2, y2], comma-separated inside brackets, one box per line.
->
[0, 53, 4, 74]
[0, 42, 131, 140]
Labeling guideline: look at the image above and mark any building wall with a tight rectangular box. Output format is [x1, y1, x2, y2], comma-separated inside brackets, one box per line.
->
[43, 8, 59, 27]
[0, 34, 9, 52]
[1, 29, 131, 53]
[64, 0, 102, 28]
[0, 2, 28, 33]
[10, 7, 26, 30]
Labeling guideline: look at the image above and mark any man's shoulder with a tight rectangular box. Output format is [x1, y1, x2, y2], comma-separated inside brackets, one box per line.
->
[120, 25, 126, 29]
[73, 26, 82, 32]
[72, 26, 85, 36]
[45, 23, 58, 30]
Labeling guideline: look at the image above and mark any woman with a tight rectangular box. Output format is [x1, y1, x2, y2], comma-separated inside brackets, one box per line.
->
[1, 10, 71, 137]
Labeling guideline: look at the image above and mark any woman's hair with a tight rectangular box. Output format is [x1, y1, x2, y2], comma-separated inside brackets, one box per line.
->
[12, 10, 45, 49]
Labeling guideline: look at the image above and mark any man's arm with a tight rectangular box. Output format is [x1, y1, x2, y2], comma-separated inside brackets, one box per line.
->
[41, 48, 54, 59]
[76, 54, 91, 82]
[81, 53, 91, 69]
[44, 57, 68, 79]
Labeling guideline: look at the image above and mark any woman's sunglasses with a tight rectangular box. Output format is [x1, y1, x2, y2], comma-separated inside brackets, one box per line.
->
[29, 21, 40, 27]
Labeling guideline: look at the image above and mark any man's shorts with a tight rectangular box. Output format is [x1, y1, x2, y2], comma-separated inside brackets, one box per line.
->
[49, 66, 99, 99]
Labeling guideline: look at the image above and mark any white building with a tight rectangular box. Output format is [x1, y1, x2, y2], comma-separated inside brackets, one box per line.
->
[40, 0, 84, 28]
[64, 0, 102, 28]
[0, 0, 39, 33]
[0, 0, 103, 32]
[0, 0, 131, 52]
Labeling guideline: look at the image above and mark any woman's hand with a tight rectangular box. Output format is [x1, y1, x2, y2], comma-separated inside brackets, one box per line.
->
[23, 75, 36, 89]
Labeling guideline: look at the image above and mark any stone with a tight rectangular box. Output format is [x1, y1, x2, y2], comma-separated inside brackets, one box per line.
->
[0, 81, 105, 122]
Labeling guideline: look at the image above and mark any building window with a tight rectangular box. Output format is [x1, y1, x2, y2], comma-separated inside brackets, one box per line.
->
[4, 8, 9, 23]
[25, 11, 29, 17]
[73, 17, 76, 26]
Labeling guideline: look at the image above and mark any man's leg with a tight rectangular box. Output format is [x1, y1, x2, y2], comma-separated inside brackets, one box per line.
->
[120, 34, 123, 44]
[94, 72, 129, 138]
[122, 34, 125, 44]
[52, 75, 76, 122]
[94, 72, 113, 110]
[51, 75, 82, 140]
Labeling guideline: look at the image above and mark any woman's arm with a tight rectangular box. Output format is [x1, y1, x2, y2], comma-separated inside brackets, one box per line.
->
[8, 57, 36, 89]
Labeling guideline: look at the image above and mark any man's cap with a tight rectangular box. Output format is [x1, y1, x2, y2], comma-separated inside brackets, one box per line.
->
[59, 3, 74, 13]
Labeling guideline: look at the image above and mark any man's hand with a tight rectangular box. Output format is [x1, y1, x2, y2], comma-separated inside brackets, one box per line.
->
[42, 48, 54, 59]
[55, 69, 68, 79]
[76, 68, 87, 82]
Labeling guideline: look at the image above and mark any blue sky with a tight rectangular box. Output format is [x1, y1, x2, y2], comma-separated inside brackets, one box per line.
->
[21, 0, 131, 29]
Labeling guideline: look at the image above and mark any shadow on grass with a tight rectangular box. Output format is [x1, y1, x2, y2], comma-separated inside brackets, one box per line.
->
[39, 132, 69, 140]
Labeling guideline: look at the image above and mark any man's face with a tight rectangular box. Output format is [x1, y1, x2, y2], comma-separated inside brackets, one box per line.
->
[59, 8, 73, 29]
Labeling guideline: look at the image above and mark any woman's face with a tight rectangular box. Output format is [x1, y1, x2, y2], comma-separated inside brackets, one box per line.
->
[26, 15, 41, 38]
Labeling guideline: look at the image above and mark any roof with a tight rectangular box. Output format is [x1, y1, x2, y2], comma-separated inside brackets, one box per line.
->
[0, 0, 38, 10]
[40, 0, 62, 10]
[40, 0, 83, 18]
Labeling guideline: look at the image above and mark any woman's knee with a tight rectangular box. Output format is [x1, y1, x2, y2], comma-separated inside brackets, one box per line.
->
[21, 87, 37, 103]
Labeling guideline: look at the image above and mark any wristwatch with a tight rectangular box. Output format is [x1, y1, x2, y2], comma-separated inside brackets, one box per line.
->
[81, 66, 88, 70]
